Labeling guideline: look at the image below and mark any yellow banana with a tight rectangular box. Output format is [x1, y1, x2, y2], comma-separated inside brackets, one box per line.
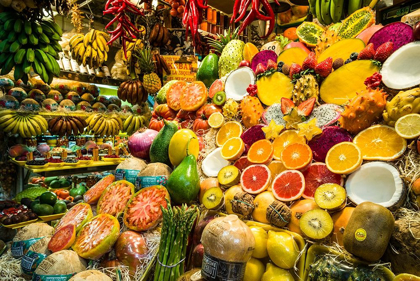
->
[133, 116, 140, 132]
[0, 110, 15, 117]
[4, 116, 18, 133]
[27, 117, 42, 135]
[90, 48, 98, 68]
[92, 117, 105, 132]
[123, 115, 133, 131]
[0, 114, 16, 128]
[70, 34, 84, 47]
[33, 115, 48, 133]
[26, 118, 37, 137]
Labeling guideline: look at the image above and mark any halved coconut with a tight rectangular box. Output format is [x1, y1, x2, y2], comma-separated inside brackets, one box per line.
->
[202, 148, 230, 177]
[345, 162, 405, 209]
[381, 42, 420, 90]
[224, 67, 256, 101]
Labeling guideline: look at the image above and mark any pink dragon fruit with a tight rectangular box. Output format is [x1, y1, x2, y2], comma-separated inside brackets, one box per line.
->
[241, 124, 266, 153]
[308, 126, 352, 162]
[306, 104, 343, 128]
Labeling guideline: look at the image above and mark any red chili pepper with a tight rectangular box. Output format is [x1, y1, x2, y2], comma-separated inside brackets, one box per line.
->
[105, 13, 122, 29]
[231, 0, 241, 24]
[260, 0, 275, 38]
[235, 0, 252, 23]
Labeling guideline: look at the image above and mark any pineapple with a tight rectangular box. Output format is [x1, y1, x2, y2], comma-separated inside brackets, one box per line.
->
[292, 75, 319, 105]
[208, 27, 240, 54]
[137, 48, 161, 94]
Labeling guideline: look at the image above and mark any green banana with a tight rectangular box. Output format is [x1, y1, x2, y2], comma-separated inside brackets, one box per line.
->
[51, 42, 62, 52]
[0, 53, 8, 66]
[28, 34, 38, 45]
[315, 0, 325, 25]
[9, 41, 21, 53]
[44, 20, 63, 36]
[309, 0, 317, 16]
[0, 12, 14, 24]
[0, 29, 7, 40]
[321, 0, 333, 25]
[14, 49, 26, 64]
[13, 63, 23, 81]
[18, 33, 28, 45]
[33, 58, 43, 75]
[47, 45, 58, 59]
[24, 21, 32, 35]
[35, 49, 53, 73]
[26, 48, 35, 62]
[0, 40, 10, 53]
[331, 0, 344, 22]
[22, 59, 31, 74]
[348, 0, 362, 14]
[1, 56, 14, 75]
[40, 23, 54, 35]
[38, 43, 49, 53]
[46, 53, 60, 76]
[32, 22, 43, 34]
[39, 33, 50, 44]
[7, 31, 17, 42]
[4, 19, 14, 31]
[14, 19, 23, 33]
[39, 62, 49, 83]
[51, 33, 61, 42]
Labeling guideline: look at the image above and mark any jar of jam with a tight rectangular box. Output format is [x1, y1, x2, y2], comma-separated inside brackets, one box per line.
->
[76, 136, 86, 146]
[26, 137, 37, 147]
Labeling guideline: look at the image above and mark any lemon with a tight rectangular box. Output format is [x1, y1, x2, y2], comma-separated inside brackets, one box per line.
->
[395, 113, 420, 139]
[168, 129, 199, 166]
[244, 258, 265, 281]
[262, 263, 294, 281]
[267, 231, 299, 269]
[250, 226, 268, 259]
[208, 112, 225, 129]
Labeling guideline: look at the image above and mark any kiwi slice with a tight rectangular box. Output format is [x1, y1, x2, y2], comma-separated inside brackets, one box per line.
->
[203, 187, 224, 210]
[300, 209, 333, 240]
[217, 165, 240, 188]
[314, 183, 346, 212]
[213, 91, 226, 106]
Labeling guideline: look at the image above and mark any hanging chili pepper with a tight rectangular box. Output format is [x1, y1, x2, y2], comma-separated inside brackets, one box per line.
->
[103, 0, 145, 59]
[231, 0, 277, 38]
[182, 0, 208, 46]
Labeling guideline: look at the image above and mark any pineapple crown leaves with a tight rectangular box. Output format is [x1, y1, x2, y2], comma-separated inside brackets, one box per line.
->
[208, 26, 240, 54]
[134, 48, 155, 74]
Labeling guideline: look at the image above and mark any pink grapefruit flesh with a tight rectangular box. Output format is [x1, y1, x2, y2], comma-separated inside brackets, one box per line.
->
[234, 156, 253, 172]
[272, 170, 305, 202]
[241, 164, 271, 194]
[301, 163, 343, 199]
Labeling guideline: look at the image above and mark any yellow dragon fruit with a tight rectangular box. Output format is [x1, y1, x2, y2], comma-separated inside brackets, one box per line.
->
[383, 88, 420, 126]
[240, 95, 264, 128]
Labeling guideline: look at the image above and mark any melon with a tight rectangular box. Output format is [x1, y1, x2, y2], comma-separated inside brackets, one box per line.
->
[320, 60, 380, 105]
[208, 79, 224, 99]
[256, 72, 293, 106]
[69, 270, 112, 281]
[66, 92, 81, 104]
[8, 87, 27, 102]
[108, 96, 121, 107]
[318, 39, 365, 62]
[224, 67, 255, 101]
[77, 101, 93, 111]
[277, 47, 308, 66]
[34, 250, 86, 278]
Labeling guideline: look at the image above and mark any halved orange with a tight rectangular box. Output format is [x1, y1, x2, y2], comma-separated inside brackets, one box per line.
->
[268, 160, 287, 181]
[180, 81, 207, 111]
[281, 143, 313, 170]
[325, 142, 362, 174]
[247, 139, 274, 164]
[221, 137, 245, 161]
[273, 130, 306, 160]
[216, 121, 243, 146]
[353, 125, 407, 161]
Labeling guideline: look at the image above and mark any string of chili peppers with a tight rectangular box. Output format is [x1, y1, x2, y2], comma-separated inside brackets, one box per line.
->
[231, 0, 279, 38]
[103, 0, 145, 58]
[182, 0, 208, 46]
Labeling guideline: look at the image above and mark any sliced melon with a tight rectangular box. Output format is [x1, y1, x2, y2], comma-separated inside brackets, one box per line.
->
[318, 39, 365, 62]
[381, 42, 420, 90]
[320, 60, 380, 105]
[277, 47, 308, 66]
[225, 67, 255, 101]
[256, 72, 293, 106]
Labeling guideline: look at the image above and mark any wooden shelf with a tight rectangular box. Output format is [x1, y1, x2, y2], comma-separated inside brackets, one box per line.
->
[58, 71, 123, 88]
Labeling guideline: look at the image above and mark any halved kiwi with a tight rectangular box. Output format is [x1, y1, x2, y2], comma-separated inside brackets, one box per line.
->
[314, 183, 346, 212]
[213, 91, 226, 106]
[299, 209, 333, 240]
[203, 187, 224, 210]
[217, 165, 240, 189]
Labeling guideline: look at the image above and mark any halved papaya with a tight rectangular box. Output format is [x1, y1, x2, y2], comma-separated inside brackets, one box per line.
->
[166, 81, 187, 111]
[55, 203, 93, 232]
[83, 174, 115, 204]
[97, 180, 135, 217]
[48, 224, 76, 253]
[73, 214, 120, 260]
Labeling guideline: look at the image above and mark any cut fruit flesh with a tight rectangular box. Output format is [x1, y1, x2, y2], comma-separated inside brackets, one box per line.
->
[325, 142, 362, 174]
[202, 148, 230, 177]
[220, 137, 245, 161]
[299, 209, 333, 240]
[395, 113, 420, 139]
[97, 180, 134, 217]
[48, 223, 76, 253]
[216, 121, 243, 146]
[55, 203, 93, 232]
[241, 165, 271, 194]
[208, 79, 224, 99]
[180, 81, 207, 111]
[166, 81, 187, 111]
[353, 125, 407, 161]
[318, 39, 365, 63]
[314, 183, 346, 211]
[281, 143, 313, 170]
[296, 22, 324, 47]
[213, 91, 226, 105]
[271, 170, 305, 202]
[338, 7, 375, 39]
[277, 47, 308, 66]
[202, 187, 224, 210]
[273, 130, 306, 160]
[208, 112, 225, 129]
[256, 72, 293, 106]
[268, 161, 287, 181]
[83, 174, 115, 204]
[218, 165, 241, 188]
[234, 156, 253, 172]
[247, 139, 274, 164]
[225, 67, 256, 101]
[302, 163, 343, 199]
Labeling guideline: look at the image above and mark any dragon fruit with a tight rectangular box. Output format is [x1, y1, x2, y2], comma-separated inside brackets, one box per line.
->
[241, 124, 266, 153]
[262, 103, 286, 126]
[308, 126, 353, 162]
[306, 104, 343, 128]
[250, 50, 278, 72]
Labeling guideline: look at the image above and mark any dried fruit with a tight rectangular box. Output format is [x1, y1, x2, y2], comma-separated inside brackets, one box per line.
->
[232, 192, 255, 216]
[266, 200, 292, 228]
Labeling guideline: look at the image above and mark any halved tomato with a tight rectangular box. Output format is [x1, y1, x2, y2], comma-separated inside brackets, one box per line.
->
[167, 81, 187, 111]
[73, 214, 120, 260]
[83, 174, 115, 204]
[48, 224, 76, 253]
[55, 203, 93, 232]
[180, 81, 207, 112]
[123, 185, 170, 231]
[97, 180, 135, 217]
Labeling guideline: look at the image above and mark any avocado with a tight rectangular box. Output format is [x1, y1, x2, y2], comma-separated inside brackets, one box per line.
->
[30, 199, 40, 211]
[44, 177, 58, 185]
[59, 178, 71, 188]
[69, 183, 86, 197]
[149, 120, 178, 166]
[53, 201, 67, 214]
[49, 179, 61, 189]
[33, 204, 54, 216]
[196, 53, 219, 88]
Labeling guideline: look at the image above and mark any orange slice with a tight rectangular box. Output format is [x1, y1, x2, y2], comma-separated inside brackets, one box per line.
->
[208, 112, 225, 129]
[216, 121, 243, 146]
[268, 161, 287, 181]
[247, 139, 274, 164]
[353, 125, 407, 161]
[273, 130, 306, 160]
[180, 81, 207, 111]
[221, 137, 245, 161]
[281, 143, 313, 170]
[325, 142, 362, 174]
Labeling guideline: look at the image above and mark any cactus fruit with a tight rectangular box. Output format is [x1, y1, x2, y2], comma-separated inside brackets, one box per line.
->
[292, 75, 320, 105]
[315, 30, 341, 58]
[339, 88, 388, 134]
[383, 88, 420, 127]
[222, 98, 239, 119]
[240, 95, 264, 128]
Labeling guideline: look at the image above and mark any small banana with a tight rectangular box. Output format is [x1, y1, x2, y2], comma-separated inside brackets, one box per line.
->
[321, 0, 333, 25]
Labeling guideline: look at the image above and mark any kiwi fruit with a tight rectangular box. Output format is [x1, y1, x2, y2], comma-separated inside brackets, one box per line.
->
[213, 91, 226, 106]
[299, 209, 333, 240]
[217, 165, 240, 189]
[202, 187, 224, 210]
[314, 183, 346, 212]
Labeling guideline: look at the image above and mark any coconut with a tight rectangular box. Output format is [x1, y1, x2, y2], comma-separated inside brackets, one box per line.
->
[0, 95, 19, 109]
[13, 223, 54, 242]
[116, 157, 147, 186]
[137, 163, 172, 188]
[42, 98, 59, 111]
[201, 148, 229, 177]
[224, 67, 256, 101]
[47, 90, 63, 102]
[21, 237, 52, 276]
[69, 270, 112, 281]
[34, 250, 86, 277]
[345, 162, 405, 209]
[60, 99, 76, 111]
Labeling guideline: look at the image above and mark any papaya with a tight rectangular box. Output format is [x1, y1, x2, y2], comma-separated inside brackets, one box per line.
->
[196, 53, 219, 88]
[343, 202, 394, 262]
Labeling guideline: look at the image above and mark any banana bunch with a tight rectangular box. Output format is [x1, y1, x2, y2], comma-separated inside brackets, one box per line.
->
[117, 80, 147, 106]
[123, 115, 149, 135]
[69, 29, 110, 68]
[48, 116, 87, 137]
[122, 39, 144, 62]
[0, 110, 48, 138]
[0, 11, 63, 84]
[85, 113, 123, 137]
[309, 0, 371, 25]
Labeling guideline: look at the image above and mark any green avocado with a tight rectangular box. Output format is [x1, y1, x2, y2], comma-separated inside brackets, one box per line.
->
[49, 179, 61, 189]
[30, 199, 40, 211]
[40, 191, 57, 206]
[53, 200, 67, 214]
[44, 177, 58, 185]
[69, 183, 87, 197]
[196, 53, 219, 88]
[34, 204, 54, 216]
[59, 178, 71, 188]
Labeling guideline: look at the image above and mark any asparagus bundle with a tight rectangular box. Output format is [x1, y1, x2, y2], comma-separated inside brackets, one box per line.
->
[154, 203, 198, 281]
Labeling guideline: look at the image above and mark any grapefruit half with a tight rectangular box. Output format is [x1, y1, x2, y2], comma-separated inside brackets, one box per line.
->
[301, 163, 343, 199]
[272, 170, 305, 202]
[241, 165, 271, 194]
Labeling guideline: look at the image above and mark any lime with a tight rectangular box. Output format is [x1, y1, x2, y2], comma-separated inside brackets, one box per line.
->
[40, 191, 57, 206]
[53, 200, 67, 214]
[34, 204, 54, 216]
[296, 22, 324, 47]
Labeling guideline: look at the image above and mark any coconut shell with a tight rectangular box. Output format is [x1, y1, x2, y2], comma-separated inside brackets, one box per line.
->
[13, 223, 54, 242]
[28, 236, 51, 254]
[267, 200, 292, 228]
[35, 250, 86, 276]
[69, 270, 112, 281]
